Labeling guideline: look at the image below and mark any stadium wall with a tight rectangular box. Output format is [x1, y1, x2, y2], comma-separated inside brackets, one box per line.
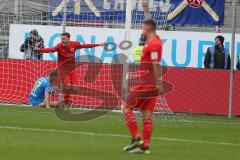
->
[0, 59, 239, 115]
[8, 24, 240, 69]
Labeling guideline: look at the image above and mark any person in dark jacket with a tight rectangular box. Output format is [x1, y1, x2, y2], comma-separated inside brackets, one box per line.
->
[236, 54, 240, 70]
[204, 35, 231, 70]
[20, 29, 44, 60]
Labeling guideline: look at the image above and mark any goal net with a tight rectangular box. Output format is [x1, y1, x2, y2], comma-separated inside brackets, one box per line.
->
[0, 0, 173, 114]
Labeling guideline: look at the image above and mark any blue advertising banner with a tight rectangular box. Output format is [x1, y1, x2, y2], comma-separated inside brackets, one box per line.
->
[48, 0, 166, 24]
[168, 0, 224, 25]
[49, 0, 127, 22]
[49, 0, 224, 25]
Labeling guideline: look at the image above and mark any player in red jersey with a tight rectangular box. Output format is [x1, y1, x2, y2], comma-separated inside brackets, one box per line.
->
[35, 32, 105, 105]
[123, 1, 163, 154]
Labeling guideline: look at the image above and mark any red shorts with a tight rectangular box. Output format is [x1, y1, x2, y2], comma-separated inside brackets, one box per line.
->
[63, 72, 78, 85]
[58, 70, 78, 86]
[126, 97, 156, 112]
[57, 63, 78, 86]
[125, 85, 158, 112]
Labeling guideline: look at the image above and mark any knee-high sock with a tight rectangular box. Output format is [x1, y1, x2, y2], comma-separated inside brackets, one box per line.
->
[63, 87, 71, 105]
[124, 110, 140, 140]
[63, 94, 70, 105]
[142, 119, 153, 148]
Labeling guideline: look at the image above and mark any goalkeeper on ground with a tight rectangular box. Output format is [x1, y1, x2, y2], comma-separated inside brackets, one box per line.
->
[29, 70, 59, 108]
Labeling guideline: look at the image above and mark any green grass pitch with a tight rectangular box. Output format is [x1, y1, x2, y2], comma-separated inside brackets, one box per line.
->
[0, 106, 239, 160]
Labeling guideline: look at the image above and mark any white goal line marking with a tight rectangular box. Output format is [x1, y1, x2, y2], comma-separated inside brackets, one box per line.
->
[0, 125, 239, 147]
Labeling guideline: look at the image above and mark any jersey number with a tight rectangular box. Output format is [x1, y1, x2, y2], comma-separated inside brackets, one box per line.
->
[31, 81, 42, 94]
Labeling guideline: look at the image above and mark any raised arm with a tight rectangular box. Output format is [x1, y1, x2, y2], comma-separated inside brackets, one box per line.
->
[142, 0, 152, 20]
[35, 46, 58, 53]
[75, 42, 105, 49]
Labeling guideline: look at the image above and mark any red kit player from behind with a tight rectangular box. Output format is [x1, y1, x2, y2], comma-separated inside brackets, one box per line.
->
[35, 32, 105, 105]
[123, 1, 163, 154]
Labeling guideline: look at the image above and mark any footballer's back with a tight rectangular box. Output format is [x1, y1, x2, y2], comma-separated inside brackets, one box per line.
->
[30, 77, 50, 97]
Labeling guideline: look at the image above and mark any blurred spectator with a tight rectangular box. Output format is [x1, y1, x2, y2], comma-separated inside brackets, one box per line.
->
[0, 46, 8, 58]
[204, 35, 231, 70]
[20, 29, 44, 60]
[133, 34, 145, 63]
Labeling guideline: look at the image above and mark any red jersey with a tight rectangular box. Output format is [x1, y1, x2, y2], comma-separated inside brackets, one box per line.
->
[125, 36, 163, 110]
[39, 41, 100, 65]
[39, 41, 101, 85]
[138, 35, 162, 86]
[141, 35, 162, 63]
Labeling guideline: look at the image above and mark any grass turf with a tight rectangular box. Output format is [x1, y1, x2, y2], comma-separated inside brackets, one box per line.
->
[0, 106, 239, 160]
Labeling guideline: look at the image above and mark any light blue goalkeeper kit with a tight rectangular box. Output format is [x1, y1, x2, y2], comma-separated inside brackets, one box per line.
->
[29, 77, 51, 105]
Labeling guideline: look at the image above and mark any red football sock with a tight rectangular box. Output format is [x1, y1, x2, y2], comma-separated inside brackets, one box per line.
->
[62, 85, 72, 105]
[63, 93, 71, 105]
[142, 118, 153, 149]
[124, 110, 140, 140]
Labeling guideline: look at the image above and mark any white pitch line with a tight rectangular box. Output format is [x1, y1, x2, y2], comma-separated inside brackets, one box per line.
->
[182, 120, 240, 125]
[1, 108, 240, 125]
[0, 125, 239, 147]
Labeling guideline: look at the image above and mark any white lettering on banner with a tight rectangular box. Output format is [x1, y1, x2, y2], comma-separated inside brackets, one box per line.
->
[52, 0, 101, 17]
[9, 24, 240, 68]
[51, 0, 172, 15]
[114, 0, 124, 10]
[103, 0, 111, 10]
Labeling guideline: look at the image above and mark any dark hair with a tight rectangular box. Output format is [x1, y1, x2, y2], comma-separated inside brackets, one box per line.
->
[62, 32, 71, 38]
[139, 34, 145, 46]
[49, 69, 58, 79]
[30, 29, 38, 37]
[143, 19, 156, 31]
[215, 35, 225, 45]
